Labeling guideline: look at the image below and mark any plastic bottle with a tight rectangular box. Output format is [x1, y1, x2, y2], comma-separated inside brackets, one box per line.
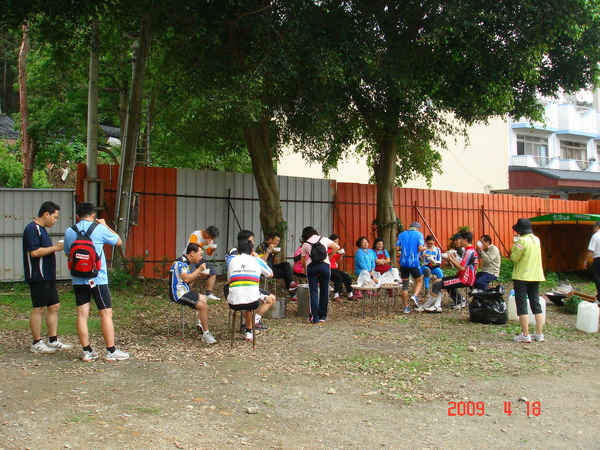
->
[576, 301, 599, 333]
[507, 294, 546, 322]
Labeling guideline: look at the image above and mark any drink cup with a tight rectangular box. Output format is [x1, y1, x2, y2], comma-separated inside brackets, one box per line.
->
[273, 247, 281, 253]
[476, 240, 483, 248]
[338, 248, 346, 254]
[208, 243, 217, 249]
[201, 268, 210, 275]
[441, 252, 449, 258]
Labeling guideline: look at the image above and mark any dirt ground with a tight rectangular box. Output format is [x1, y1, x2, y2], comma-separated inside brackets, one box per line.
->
[1, 283, 599, 450]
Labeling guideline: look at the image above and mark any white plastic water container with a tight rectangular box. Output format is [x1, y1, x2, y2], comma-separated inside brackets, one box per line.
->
[576, 301, 599, 333]
[507, 295, 547, 323]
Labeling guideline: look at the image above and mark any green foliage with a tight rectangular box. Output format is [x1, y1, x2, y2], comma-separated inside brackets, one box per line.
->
[563, 295, 584, 315]
[0, 141, 52, 188]
[0, 142, 24, 187]
[498, 257, 514, 283]
[109, 256, 146, 287]
[153, 255, 173, 280]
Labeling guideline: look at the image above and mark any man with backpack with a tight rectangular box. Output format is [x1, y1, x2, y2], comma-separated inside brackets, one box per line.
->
[63, 202, 129, 362]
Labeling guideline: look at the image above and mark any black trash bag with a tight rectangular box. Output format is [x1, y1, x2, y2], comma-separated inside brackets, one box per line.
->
[468, 285, 508, 324]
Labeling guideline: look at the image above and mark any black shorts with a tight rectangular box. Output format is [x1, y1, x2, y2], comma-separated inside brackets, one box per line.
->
[175, 291, 202, 309]
[400, 266, 422, 280]
[28, 280, 59, 309]
[189, 259, 217, 276]
[228, 300, 260, 311]
[74, 284, 113, 310]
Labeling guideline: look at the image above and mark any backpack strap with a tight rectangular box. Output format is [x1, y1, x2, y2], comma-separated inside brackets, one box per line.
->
[85, 222, 99, 237]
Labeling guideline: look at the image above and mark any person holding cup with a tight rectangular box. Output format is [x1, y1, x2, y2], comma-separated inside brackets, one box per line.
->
[186, 225, 221, 300]
[328, 234, 354, 301]
[420, 235, 444, 292]
[474, 235, 501, 290]
[256, 232, 298, 301]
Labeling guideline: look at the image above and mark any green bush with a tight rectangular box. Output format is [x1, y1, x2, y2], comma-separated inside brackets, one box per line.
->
[498, 257, 514, 282]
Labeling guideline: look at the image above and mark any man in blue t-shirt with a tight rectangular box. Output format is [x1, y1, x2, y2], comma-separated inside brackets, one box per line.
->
[395, 222, 426, 313]
[64, 202, 129, 363]
[23, 201, 73, 354]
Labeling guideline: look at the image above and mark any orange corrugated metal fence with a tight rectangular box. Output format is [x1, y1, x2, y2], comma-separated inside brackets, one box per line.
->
[76, 165, 598, 279]
[333, 183, 592, 271]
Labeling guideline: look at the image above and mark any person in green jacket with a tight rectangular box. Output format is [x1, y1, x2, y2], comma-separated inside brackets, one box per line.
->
[510, 218, 545, 343]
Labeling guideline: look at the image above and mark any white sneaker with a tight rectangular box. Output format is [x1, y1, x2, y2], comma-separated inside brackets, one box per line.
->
[425, 306, 442, 313]
[513, 333, 532, 343]
[410, 295, 420, 307]
[30, 341, 56, 354]
[206, 294, 220, 301]
[415, 305, 426, 312]
[202, 331, 217, 344]
[453, 300, 467, 309]
[244, 331, 253, 341]
[104, 348, 130, 361]
[46, 339, 73, 350]
[532, 333, 545, 342]
[81, 349, 99, 362]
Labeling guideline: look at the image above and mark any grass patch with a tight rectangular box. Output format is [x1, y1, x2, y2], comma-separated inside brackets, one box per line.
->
[138, 406, 161, 415]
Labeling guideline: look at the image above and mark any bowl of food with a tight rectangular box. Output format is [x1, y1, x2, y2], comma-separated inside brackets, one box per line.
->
[273, 247, 281, 253]
[201, 268, 211, 275]
[545, 292, 567, 306]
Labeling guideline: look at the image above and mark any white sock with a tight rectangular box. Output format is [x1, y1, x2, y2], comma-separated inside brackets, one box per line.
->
[434, 293, 443, 308]
[423, 295, 436, 308]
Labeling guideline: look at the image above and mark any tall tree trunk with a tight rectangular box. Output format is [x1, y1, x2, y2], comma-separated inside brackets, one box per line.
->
[114, 19, 150, 263]
[18, 22, 35, 188]
[373, 138, 399, 262]
[244, 114, 286, 256]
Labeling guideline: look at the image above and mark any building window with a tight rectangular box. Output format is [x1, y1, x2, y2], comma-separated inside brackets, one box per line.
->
[516, 135, 548, 157]
[560, 140, 586, 160]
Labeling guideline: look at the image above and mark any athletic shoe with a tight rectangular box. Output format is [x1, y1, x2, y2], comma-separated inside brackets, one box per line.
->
[81, 349, 99, 362]
[104, 348, 130, 361]
[244, 331, 253, 341]
[201, 331, 217, 344]
[333, 294, 342, 302]
[403, 307, 411, 314]
[411, 295, 420, 307]
[424, 306, 442, 313]
[513, 333, 532, 343]
[46, 339, 73, 350]
[347, 294, 355, 301]
[289, 281, 298, 290]
[30, 341, 56, 354]
[415, 305, 426, 312]
[453, 300, 467, 309]
[206, 294, 220, 301]
[255, 320, 268, 330]
[532, 333, 545, 342]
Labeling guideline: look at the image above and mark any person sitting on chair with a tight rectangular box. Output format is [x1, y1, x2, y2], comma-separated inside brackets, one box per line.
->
[186, 225, 221, 300]
[474, 235, 501, 290]
[227, 239, 276, 341]
[256, 232, 298, 301]
[169, 243, 217, 344]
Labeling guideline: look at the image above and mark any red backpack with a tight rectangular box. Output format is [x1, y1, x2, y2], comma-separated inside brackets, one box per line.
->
[68, 223, 101, 278]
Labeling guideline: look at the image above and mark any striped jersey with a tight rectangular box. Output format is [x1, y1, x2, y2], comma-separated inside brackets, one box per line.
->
[227, 253, 273, 305]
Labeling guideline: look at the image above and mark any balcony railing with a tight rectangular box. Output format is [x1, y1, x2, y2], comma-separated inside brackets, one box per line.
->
[510, 155, 598, 172]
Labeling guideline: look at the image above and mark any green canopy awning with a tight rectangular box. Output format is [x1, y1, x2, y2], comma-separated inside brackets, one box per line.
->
[529, 213, 600, 225]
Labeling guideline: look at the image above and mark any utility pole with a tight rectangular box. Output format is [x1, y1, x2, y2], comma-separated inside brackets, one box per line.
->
[86, 19, 100, 205]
